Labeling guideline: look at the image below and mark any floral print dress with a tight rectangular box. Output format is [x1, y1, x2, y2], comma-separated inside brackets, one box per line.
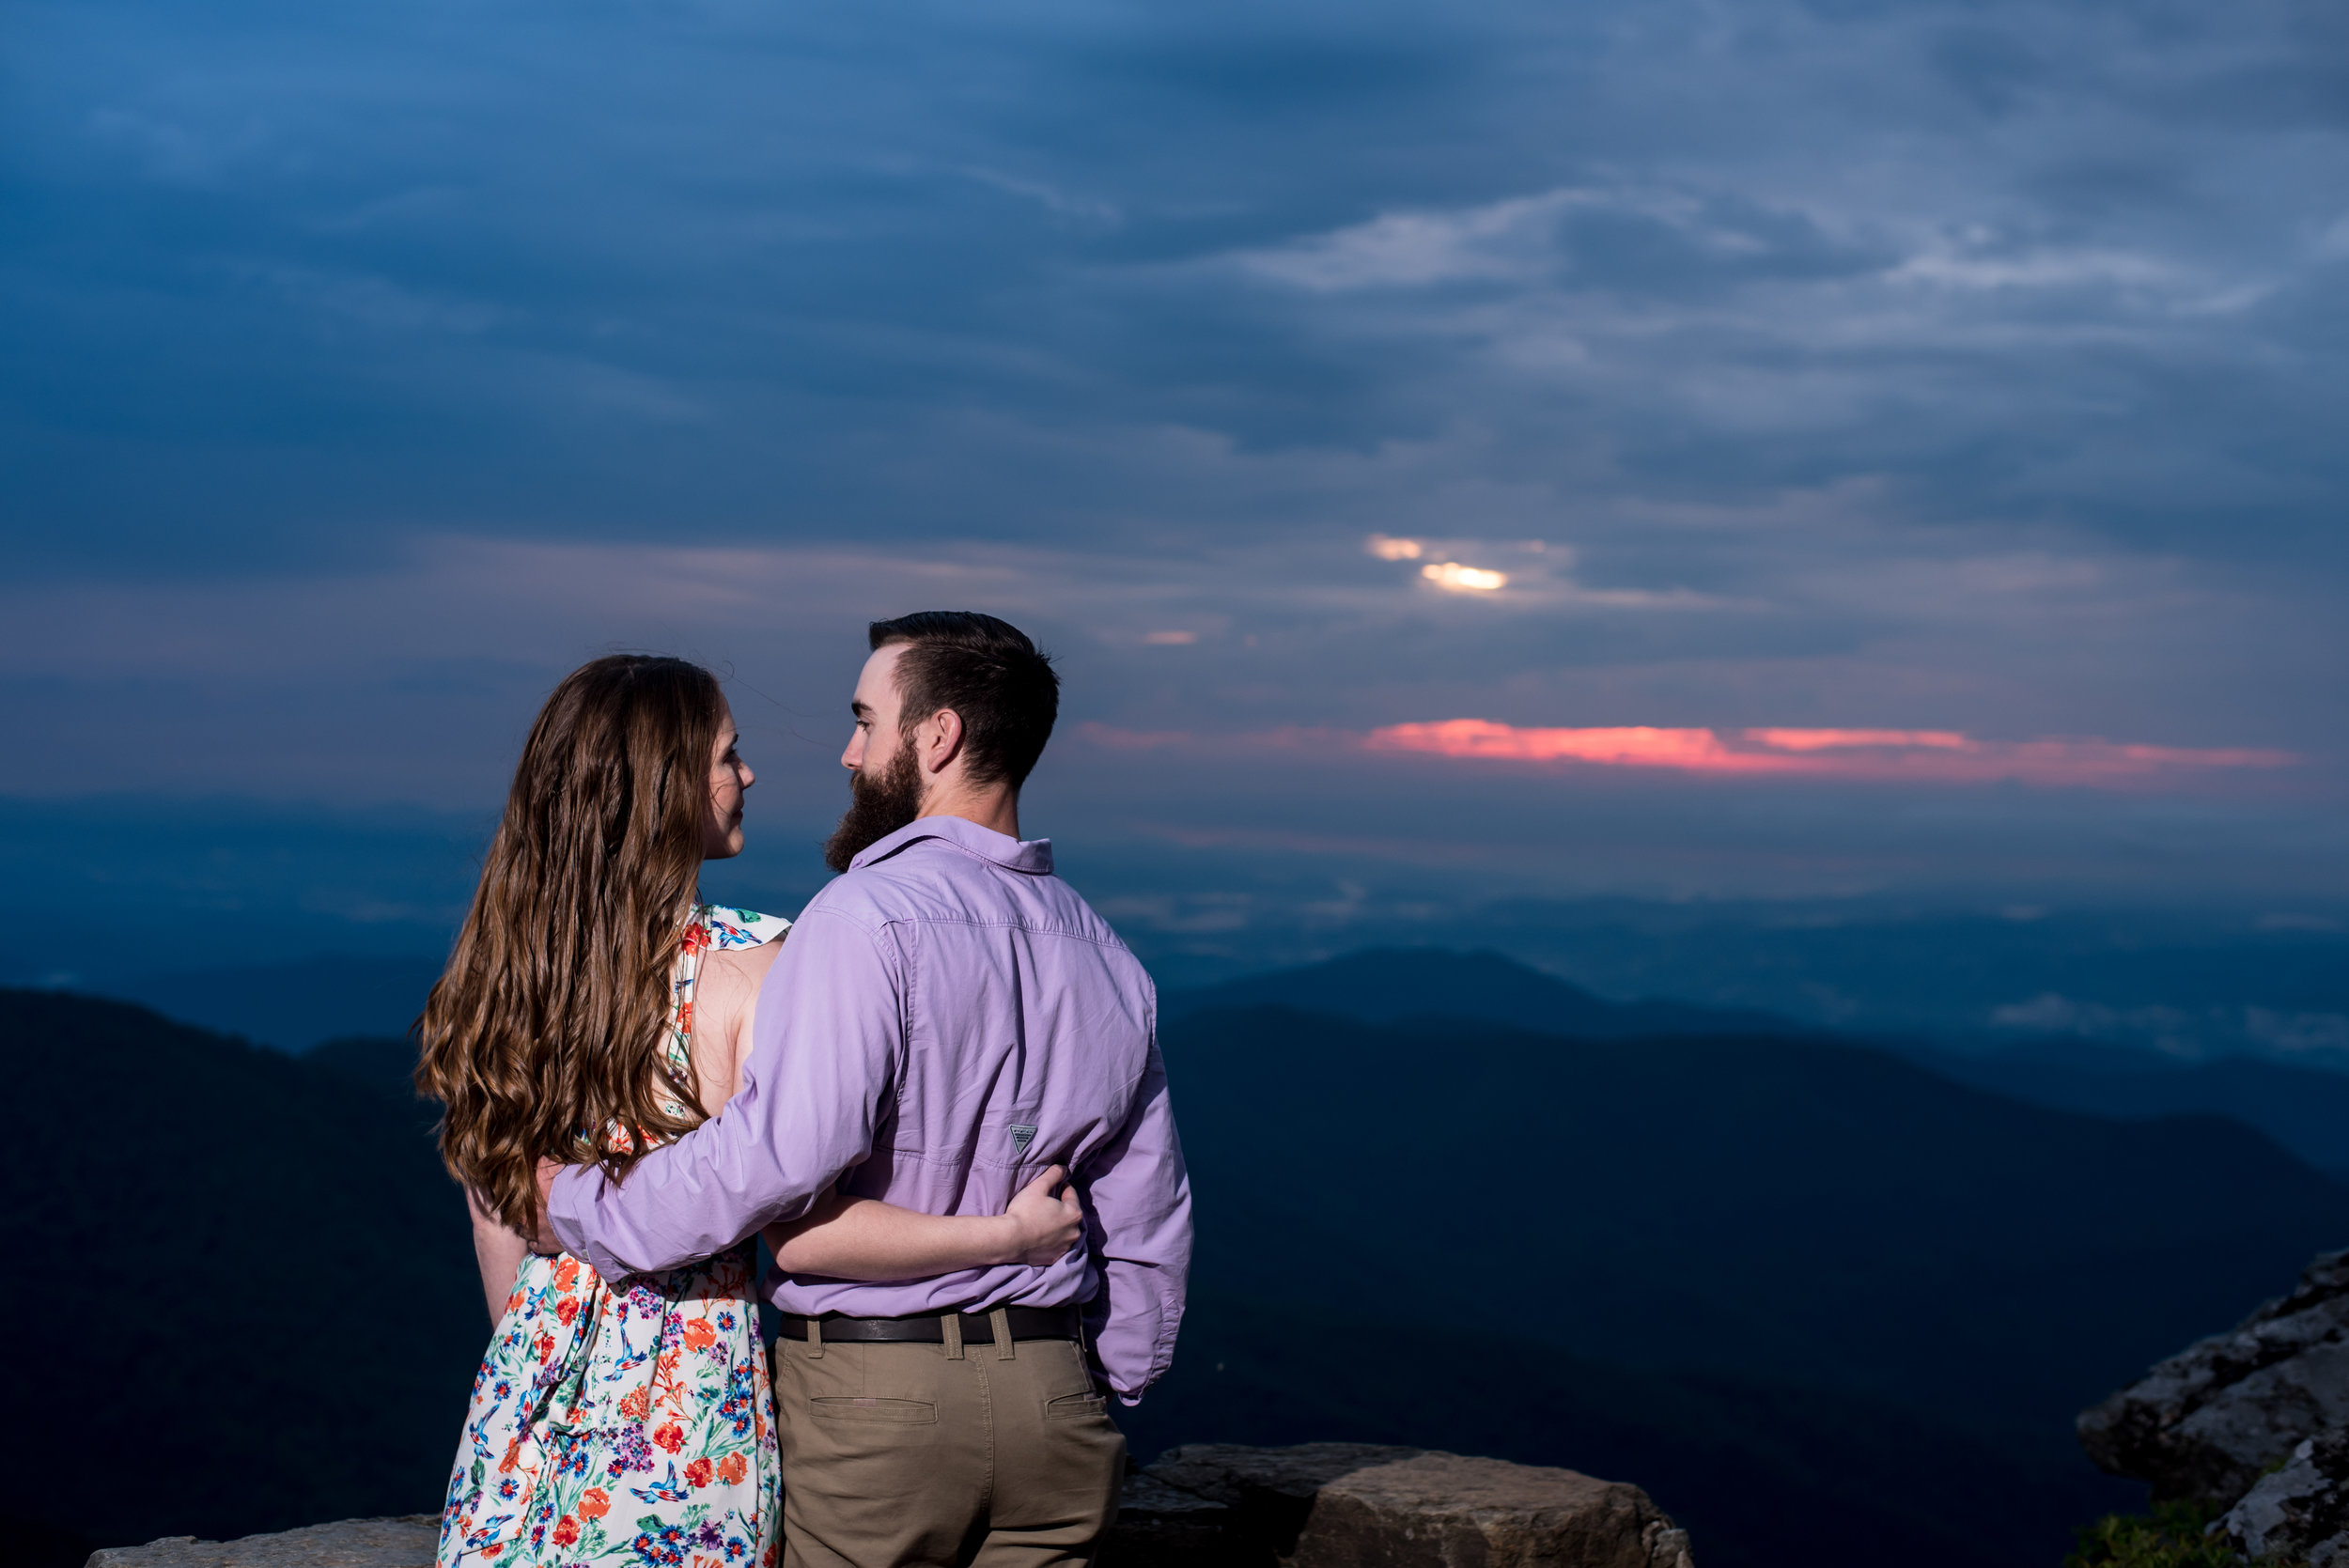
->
[440, 906, 791, 1568]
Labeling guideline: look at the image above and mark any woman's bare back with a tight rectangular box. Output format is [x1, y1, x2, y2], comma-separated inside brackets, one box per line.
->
[688, 934, 785, 1115]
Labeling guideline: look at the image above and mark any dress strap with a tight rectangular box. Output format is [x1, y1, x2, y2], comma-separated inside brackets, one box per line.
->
[697, 905, 791, 950]
[665, 905, 789, 1079]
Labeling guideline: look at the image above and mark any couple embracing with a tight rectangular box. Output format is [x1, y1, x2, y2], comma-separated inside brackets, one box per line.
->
[417, 612, 1193, 1568]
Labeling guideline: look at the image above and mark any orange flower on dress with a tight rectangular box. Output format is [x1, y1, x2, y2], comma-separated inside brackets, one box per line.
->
[552, 1517, 581, 1546]
[685, 1457, 713, 1488]
[654, 1422, 686, 1453]
[682, 1319, 716, 1350]
[716, 1453, 748, 1485]
[534, 1333, 556, 1363]
[618, 1388, 651, 1421]
[579, 1487, 611, 1519]
[553, 1259, 580, 1291]
[555, 1296, 581, 1326]
[497, 1437, 525, 1474]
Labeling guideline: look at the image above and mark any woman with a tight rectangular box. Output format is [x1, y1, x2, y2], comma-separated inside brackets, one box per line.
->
[418, 655, 1081, 1568]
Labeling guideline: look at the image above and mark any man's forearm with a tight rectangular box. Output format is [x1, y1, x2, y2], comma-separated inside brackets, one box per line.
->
[547, 1112, 830, 1277]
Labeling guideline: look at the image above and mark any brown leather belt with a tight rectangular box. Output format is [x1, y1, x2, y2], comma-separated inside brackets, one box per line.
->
[778, 1304, 1081, 1345]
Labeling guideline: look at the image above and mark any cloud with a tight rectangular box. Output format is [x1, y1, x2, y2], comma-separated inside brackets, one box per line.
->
[1234, 190, 1581, 290]
[1362, 720, 2297, 788]
[1420, 562, 1508, 592]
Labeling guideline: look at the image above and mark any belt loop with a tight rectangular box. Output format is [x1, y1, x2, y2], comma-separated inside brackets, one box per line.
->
[990, 1308, 1014, 1360]
[806, 1317, 824, 1360]
[942, 1312, 964, 1360]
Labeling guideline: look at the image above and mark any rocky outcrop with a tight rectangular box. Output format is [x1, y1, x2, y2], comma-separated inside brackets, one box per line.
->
[1120, 1443, 1693, 1568]
[87, 1445, 1694, 1568]
[2078, 1249, 2349, 1505]
[2220, 1428, 2349, 1565]
[85, 1517, 437, 1568]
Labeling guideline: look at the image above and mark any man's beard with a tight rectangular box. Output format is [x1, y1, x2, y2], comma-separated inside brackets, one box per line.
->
[823, 738, 925, 873]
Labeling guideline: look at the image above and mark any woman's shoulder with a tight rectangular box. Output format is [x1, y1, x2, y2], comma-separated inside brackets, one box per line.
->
[696, 905, 790, 951]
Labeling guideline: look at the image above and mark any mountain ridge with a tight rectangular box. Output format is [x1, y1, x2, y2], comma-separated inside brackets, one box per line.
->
[1166, 946, 2349, 1174]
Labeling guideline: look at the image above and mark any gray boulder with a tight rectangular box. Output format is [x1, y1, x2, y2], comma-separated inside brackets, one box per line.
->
[2221, 1428, 2349, 1564]
[2079, 1249, 2349, 1505]
[85, 1517, 435, 1568]
[1123, 1442, 1695, 1568]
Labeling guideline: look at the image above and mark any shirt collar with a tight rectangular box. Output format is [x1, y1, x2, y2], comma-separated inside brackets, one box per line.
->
[849, 813, 1054, 876]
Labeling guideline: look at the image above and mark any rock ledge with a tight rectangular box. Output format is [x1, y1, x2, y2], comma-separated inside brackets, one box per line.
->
[86, 1517, 438, 1568]
[87, 1446, 1693, 1568]
[2078, 1249, 2349, 1505]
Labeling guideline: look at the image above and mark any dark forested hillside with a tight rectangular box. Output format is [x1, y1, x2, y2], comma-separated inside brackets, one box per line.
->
[0, 990, 478, 1560]
[8, 977, 2345, 1566]
[1161, 1004, 2349, 1440]
[1146, 1002, 2349, 1563]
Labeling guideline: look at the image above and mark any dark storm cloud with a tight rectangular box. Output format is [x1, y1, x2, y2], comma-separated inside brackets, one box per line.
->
[10, 0, 2341, 552]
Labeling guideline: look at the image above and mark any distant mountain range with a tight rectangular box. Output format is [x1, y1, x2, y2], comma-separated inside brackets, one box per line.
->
[13, 951, 2349, 1566]
[1907, 1042, 2349, 1184]
[1162, 946, 1805, 1039]
[91, 953, 451, 1050]
[1168, 948, 2349, 1176]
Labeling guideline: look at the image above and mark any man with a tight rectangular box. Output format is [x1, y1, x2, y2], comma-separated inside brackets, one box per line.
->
[544, 611, 1192, 1568]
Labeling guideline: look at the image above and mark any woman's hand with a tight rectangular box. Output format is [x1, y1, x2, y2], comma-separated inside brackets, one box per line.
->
[999, 1165, 1085, 1266]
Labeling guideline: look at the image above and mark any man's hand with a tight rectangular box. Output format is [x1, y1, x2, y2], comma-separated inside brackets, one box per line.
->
[524, 1157, 568, 1256]
[1000, 1165, 1085, 1266]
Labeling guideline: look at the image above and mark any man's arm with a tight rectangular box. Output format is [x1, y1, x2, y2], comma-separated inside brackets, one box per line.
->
[547, 908, 904, 1279]
[1078, 1037, 1193, 1405]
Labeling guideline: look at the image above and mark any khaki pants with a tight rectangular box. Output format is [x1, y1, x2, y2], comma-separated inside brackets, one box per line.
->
[771, 1318, 1127, 1568]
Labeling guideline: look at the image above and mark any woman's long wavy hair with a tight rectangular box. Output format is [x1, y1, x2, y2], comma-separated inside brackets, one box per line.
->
[416, 654, 726, 1232]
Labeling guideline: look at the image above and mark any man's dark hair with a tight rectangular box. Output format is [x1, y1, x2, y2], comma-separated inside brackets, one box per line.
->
[870, 611, 1060, 789]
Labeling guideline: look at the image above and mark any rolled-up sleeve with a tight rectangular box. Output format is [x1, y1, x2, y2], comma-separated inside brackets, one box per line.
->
[1079, 1037, 1193, 1404]
[548, 908, 904, 1280]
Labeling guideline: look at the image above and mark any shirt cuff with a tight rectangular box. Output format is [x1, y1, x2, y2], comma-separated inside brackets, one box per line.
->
[546, 1162, 598, 1263]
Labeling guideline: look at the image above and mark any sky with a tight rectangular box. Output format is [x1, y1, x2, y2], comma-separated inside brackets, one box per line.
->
[5, 0, 2348, 986]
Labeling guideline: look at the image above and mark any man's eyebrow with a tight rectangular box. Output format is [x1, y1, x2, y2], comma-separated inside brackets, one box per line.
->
[850, 700, 872, 719]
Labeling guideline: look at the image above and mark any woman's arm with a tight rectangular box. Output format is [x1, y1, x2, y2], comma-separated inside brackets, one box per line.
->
[767, 1165, 1084, 1281]
[467, 1187, 530, 1323]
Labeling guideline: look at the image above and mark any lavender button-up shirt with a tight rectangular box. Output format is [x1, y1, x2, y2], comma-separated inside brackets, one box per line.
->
[547, 814, 1192, 1402]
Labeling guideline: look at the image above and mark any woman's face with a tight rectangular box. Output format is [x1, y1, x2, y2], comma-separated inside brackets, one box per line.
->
[703, 700, 753, 860]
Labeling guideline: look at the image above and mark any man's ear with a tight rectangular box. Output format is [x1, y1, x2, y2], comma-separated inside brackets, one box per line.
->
[922, 708, 967, 774]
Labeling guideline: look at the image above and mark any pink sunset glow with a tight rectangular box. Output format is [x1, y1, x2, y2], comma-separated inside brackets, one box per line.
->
[1361, 720, 2296, 787]
[1746, 728, 1972, 753]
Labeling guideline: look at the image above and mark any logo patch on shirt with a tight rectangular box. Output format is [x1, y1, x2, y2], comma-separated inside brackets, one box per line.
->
[1010, 1124, 1037, 1152]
